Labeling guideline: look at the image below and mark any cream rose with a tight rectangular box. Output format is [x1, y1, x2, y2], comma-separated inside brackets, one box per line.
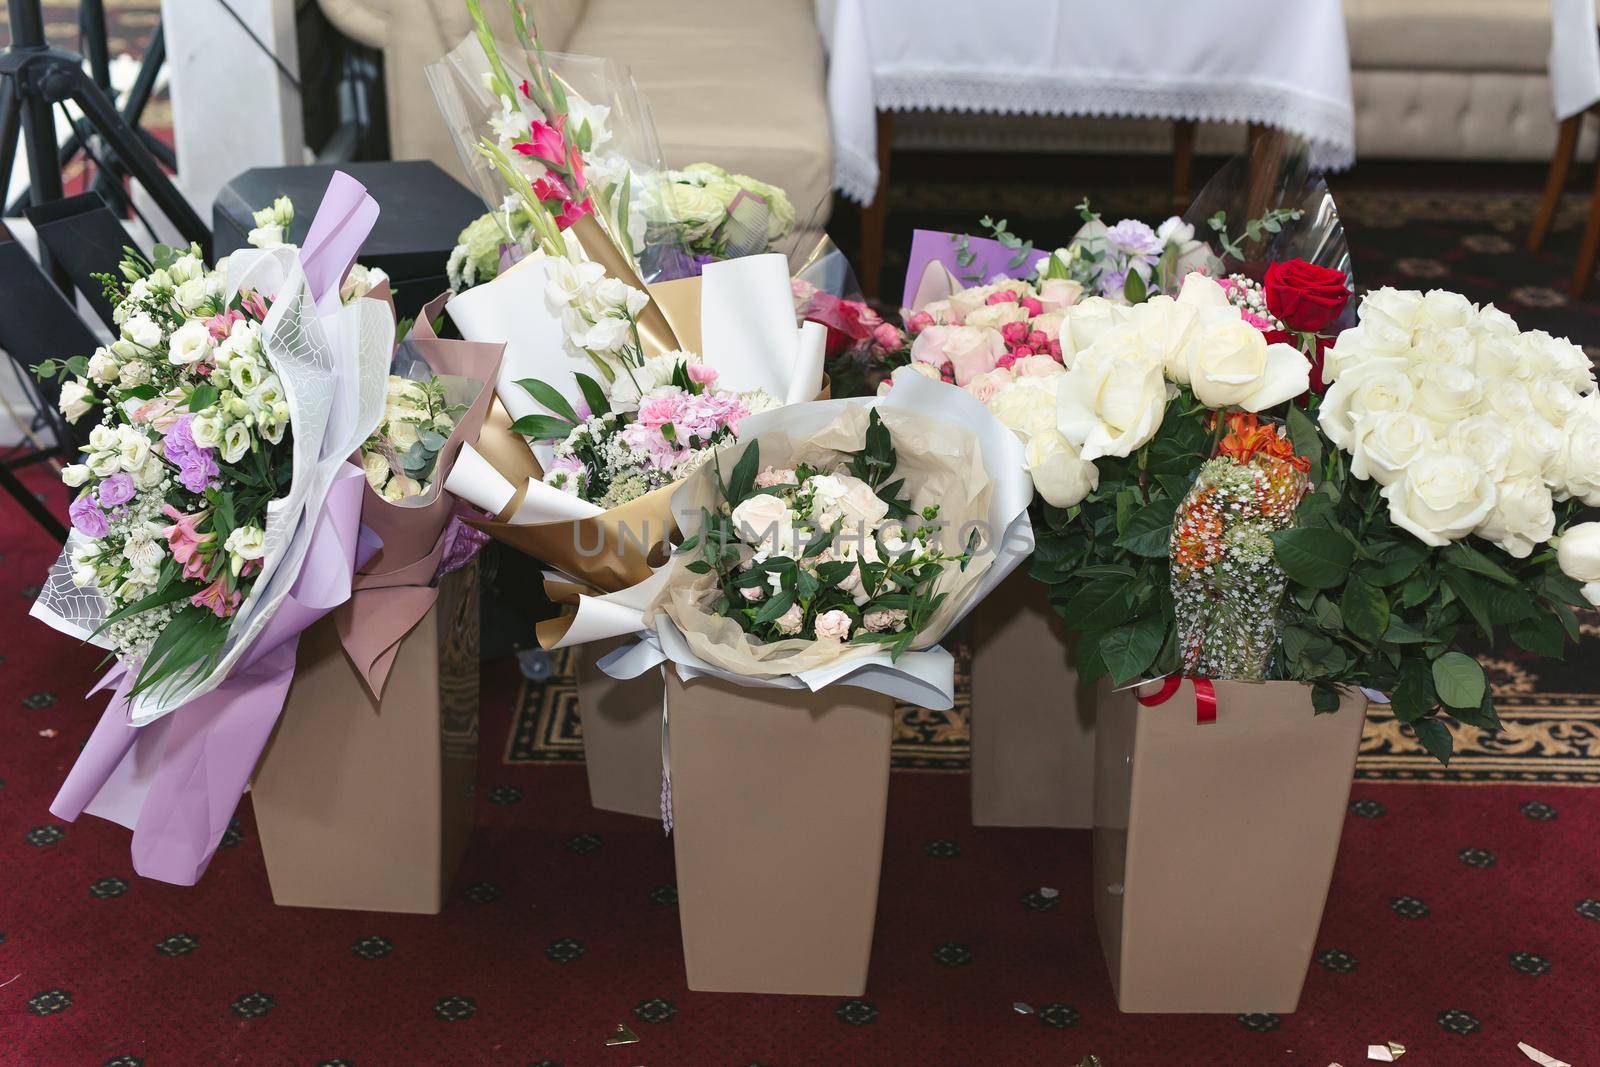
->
[1349, 411, 1433, 485]
[1503, 413, 1565, 483]
[1446, 414, 1513, 481]
[1061, 296, 1127, 358]
[814, 608, 853, 641]
[1183, 317, 1310, 411]
[1474, 477, 1555, 558]
[964, 302, 1029, 331]
[909, 325, 1004, 386]
[1055, 324, 1169, 461]
[987, 376, 1060, 441]
[59, 380, 94, 423]
[1380, 449, 1497, 547]
[731, 492, 794, 548]
[1126, 295, 1197, 384]
[1025, 429, 1099, 507]
[1037, 277, 1082, 312]
[1354, 287, 1423, 353]
[1410, 363, 1483, 426]
[1418, 289, 1475, 331]
[1561, 403, 1600, 505]
[1555, 522, 1600, 606]
[834, 474, 890, 530]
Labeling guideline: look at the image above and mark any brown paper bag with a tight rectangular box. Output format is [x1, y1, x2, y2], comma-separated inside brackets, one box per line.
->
[252, 563, 480, 914]
[968, 569, 1096, 827]
[666, 672, 894, 996]
[572, 638, 665, 819]
[1093, 678, 1368, 1013]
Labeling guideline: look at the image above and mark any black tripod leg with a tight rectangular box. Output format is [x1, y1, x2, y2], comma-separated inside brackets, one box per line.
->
[0, 79, 21, 209]
[0, 458, 68, 543]
[66, 73, 208, 248]
[80, 0, 113, 92]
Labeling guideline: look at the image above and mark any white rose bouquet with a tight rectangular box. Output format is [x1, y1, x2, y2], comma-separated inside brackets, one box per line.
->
[360, 375, 468, 502]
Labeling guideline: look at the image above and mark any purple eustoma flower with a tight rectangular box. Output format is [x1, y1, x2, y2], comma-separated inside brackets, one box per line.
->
[162, 414, 219, 494]
[68, 493, 109, 538]
[95, 472, 136, 508]
[1104, 219, 1163, 258]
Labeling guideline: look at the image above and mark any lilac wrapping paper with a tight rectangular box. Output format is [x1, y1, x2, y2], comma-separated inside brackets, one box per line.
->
[900, 229, 1048, 309]
[45, 173, 383, 886]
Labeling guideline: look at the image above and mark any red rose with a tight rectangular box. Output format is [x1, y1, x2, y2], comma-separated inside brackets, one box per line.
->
[1264, 259, 1349, 334]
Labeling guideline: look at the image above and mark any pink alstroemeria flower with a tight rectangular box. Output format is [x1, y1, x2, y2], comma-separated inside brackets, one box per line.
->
[190, 575, 241, 618]
[206, 308, 242, 342]
[162, 504, 213, 567]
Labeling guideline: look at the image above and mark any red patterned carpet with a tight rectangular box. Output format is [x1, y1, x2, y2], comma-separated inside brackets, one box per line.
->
[2, 468, 1599, 1065]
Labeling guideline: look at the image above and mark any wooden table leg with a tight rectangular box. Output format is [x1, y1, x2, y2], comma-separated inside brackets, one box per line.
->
[1531, 113, 1582, 251]
[1171, 120, 1197, 213]
[858, 109, 893, 300]
[1243, 123, 1286, 257]
[1571, 149, 1600, 301]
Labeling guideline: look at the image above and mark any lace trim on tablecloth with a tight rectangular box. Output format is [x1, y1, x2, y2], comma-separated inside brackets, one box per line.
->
[836, 71, 1356, 200]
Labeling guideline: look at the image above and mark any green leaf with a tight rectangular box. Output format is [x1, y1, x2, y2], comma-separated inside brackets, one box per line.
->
[419, 430, 447, 451]
[752, 590, 794, 627]
[1058, 577, 1135, 629]
[1098, 613, 1165, 686]
[509, 414, 579, 441]
[1358, 542, 1427, 588]
[188, 383, 218, 412]
[1390, 658, 1436, 723]
[1311, 683, 1341, 714]
[1449, 690, 1502, 732]
[1431, 651, 1486, 710]
[726, 442, 761, 505]
[1509, 613, 1567, 659]
[1286, 405, 1322, 480]
[1115, 498, 1177, 558]
[1442, 541, 1518, 586]
[1340, 578, 1389, 643]
[574, 373, 610, 417]
[1411, 718, 1453, 765]
[1271, 527, 1356, 589]
[516, 378, 580, 424]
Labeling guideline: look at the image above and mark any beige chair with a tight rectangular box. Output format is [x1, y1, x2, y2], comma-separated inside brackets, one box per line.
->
[318, 0, 834, 229]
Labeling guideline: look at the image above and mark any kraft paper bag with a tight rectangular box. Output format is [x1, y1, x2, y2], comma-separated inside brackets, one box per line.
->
[968, 569, 1096, 828]
[252, 563, 480, 914]
[1093, 678, 1368, 1013]
[573, 636, 665, 819]
[666, 672, 894, 996]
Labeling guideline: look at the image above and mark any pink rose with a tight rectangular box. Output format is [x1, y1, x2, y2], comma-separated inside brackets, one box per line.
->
[1010, 344, 1035, 359]
[774, 603, 805, 635]
[872, 322, 905, 349]
[985, 290, 1020, 306]
[814, 608, 852, 641]
[964, 368, 1013, 403]
[906, 310, 935, 335]
[912, 324, 1005, 386]
[1019, 296, 1044, 317]
[1000, 321, 1029, 346]
[1030, 312, 1064, 342]
[1038, 278, 1084, 312]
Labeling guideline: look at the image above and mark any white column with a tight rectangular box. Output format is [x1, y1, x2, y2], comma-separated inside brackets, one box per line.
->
[159, 0, 305, 221]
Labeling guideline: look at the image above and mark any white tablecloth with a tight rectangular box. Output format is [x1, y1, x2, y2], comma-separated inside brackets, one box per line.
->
[1551, 0, 1600, 119]
[822, 0, 1355, 204]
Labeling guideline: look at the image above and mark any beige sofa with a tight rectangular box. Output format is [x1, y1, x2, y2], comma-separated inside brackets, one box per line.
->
[318, 0, 835, 225]
[894, 0, 1588, 163]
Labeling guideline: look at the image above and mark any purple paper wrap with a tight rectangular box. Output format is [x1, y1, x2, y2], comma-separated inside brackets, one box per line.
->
[900, 229, 1048, 309]
[45, 171, 383, 886]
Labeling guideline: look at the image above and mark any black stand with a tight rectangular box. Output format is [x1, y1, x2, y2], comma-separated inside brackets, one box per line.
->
[0, 0, 207, 250]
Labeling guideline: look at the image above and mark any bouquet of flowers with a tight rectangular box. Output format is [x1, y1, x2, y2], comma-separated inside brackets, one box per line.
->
[361, 373, 469, 502]
[676, 410, 968, 658]
[35, 173, 396, 882]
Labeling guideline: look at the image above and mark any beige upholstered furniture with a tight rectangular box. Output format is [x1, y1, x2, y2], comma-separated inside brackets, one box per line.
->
[318, 0, 834, 227]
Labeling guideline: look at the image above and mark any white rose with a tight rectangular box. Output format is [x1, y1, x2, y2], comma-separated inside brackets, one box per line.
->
[1475, 477, 1555, 558]
[1025, 429, 1099, 507]
[1484, 378, 1535, 420]
[964, 302, 1029, 331]
[1355, 287, 1424, 353]
[1561, 402, 1600, 505]
[1012, 354, 1066, 378]
[1446, 414, 1513, 481]
[834, 474, 890, 530]
[1418, 289, 1475, 331]
[61, 463, 91, 487]
[948, 283, 1001, 322]
[168, 318, 214, 366]
[174, 277, 210, 311]
[59, 380, 94, 423]
[380, 474, 421, 503]
[133, 455, 165, 490]
[1126, 295, 1197, 383]
[1555, 522, 1600, 606]
[1410, 363, 1483, 426]
[1413, 326, 1476, 369]
[1380, 449, 1497, 547]
[122, 312, 162, 351]
[1519, 330, 1596, 392]
[1473, 329, 1522, 381]
[220, 421, 251, 464]
[1474, 303, 1519, 338]
[1349, 410, 1433, 485]
[1055, 324, 1169, 461]
[1529, 377, 1584, 428]
[773, 602, 806, 635]
[190, 413, 224, 449]
[1037, 277, 1082, 312]
[987, 376, 1060, 441]
[87, 348, 121, 383]
[1183, 317, 1309, 411]
[730, 493, 793, 550]
[1061, 296, 1128, 358]
[1503, 414, 1565, 483]
[388, 420, 421, 452]
[87, 449, 121, 477]
[362, 449, 391, 490]
[117, 427, 152, 472]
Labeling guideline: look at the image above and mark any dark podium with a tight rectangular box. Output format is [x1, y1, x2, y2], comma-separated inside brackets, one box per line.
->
[213, 161, 483, 321]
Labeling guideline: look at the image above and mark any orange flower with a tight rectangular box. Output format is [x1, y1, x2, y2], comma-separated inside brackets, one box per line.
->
[1218, 413, 1310, 472]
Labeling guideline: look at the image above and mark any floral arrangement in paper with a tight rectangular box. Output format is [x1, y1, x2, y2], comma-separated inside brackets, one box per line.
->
[675, 409, 969, 657]
[360, 375, 468, 502]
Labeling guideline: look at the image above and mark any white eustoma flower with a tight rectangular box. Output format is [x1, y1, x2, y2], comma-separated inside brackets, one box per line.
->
[168, 318, 214, 365]
[59, 379, 95, 422]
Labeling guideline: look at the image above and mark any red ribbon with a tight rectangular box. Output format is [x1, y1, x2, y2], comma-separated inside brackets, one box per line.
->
[1136, 676, 1218, 725]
